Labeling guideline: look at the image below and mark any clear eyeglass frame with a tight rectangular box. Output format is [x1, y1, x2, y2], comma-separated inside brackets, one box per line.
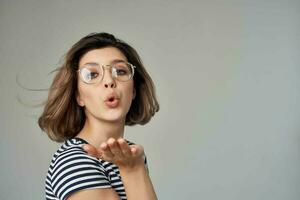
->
[77, 61, 136, 84]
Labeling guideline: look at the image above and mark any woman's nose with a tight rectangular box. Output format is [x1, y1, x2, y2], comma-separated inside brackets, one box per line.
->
[103, 67, 116, 88]
[104, 81, 116, 88]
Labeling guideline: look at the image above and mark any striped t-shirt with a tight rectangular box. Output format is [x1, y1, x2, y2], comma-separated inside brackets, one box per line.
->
[45, 137, 146, 200]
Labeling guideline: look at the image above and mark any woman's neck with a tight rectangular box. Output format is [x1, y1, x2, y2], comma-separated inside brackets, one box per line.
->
[76, 117, 125, 148]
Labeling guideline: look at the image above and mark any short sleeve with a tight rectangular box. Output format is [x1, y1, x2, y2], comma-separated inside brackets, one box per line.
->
[49, 147, 111, 200]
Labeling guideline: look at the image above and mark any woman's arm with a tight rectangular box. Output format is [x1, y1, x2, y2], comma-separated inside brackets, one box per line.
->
[83, 138, 158, 200]
[119, 163, 157, 200]
[67, 162, 156, 200]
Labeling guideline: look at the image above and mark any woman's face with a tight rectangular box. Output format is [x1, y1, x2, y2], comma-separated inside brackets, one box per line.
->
[76, 47, 135, 124]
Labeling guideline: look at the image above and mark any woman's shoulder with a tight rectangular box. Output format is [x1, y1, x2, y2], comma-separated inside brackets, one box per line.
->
[48, 138, 104, 174]
[51, 138, 88, 160]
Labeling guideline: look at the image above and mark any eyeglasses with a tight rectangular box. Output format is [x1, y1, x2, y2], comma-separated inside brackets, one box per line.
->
[77, 61, 136, 84]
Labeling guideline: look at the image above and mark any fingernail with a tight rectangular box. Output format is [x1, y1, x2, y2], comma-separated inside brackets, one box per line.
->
[101, 143, 107, 149]
[118, 138, 124, 143]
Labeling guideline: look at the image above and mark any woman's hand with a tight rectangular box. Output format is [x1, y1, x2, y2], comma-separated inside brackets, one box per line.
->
[83, 138, 157, 200]
[83, 138, 145, 170]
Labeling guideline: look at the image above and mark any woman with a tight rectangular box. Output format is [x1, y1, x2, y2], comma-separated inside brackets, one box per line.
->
[39, 32, 159, 200]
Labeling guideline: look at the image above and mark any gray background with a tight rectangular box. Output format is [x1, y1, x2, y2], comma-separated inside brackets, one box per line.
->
[0, 0, 299, 199]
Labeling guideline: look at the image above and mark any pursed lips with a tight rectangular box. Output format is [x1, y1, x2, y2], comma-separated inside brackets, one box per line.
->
[104, 92, 120, 108]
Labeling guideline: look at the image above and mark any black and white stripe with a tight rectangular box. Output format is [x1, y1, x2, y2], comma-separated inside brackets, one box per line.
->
[45, 138, 144, 200]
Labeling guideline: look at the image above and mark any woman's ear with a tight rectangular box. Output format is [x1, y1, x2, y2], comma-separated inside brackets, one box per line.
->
[76, 93, 85, 107]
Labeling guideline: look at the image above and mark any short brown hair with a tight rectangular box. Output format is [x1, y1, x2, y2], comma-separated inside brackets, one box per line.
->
[38, 32, 159, 142]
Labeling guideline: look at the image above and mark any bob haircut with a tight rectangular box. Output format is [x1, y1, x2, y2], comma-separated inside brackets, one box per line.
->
[38, 32, 159, 142]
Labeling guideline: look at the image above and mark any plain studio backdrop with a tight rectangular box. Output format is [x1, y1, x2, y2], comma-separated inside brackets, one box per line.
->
[0, 0, 299, 199]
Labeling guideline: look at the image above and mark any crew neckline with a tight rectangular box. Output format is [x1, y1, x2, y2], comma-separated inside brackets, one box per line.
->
[73, 137, 89, 144]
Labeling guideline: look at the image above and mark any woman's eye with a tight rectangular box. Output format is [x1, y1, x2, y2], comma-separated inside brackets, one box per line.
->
[81, 67, 100, 81]
[90, 72, 99, 78]
[116, 69, 127, 75]
[83, 72, 98, 81]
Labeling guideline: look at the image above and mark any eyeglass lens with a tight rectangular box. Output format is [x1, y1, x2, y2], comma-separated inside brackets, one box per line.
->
[80, 62, 133, 83]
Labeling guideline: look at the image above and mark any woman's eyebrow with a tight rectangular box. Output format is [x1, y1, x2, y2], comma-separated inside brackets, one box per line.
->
[82, 62, 99, 66]
[110, 59, 127, 64]
[82, 59, 126, 66]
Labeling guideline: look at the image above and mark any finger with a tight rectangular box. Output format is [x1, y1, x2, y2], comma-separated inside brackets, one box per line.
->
[118, 138, 131, 157]
[100, 142, 114, 159]
[107, 138, 124, 157]
[131, 147, 137, 156]
[130, 145, 144, 157]
[83, 144, 101, 159]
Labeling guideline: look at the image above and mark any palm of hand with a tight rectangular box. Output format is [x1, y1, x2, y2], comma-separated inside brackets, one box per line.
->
[83, 138, 145, 170]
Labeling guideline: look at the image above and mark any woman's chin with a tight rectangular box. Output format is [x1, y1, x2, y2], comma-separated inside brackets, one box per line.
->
[99, 113, 126, 124]
[86, 108, 127, 124]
